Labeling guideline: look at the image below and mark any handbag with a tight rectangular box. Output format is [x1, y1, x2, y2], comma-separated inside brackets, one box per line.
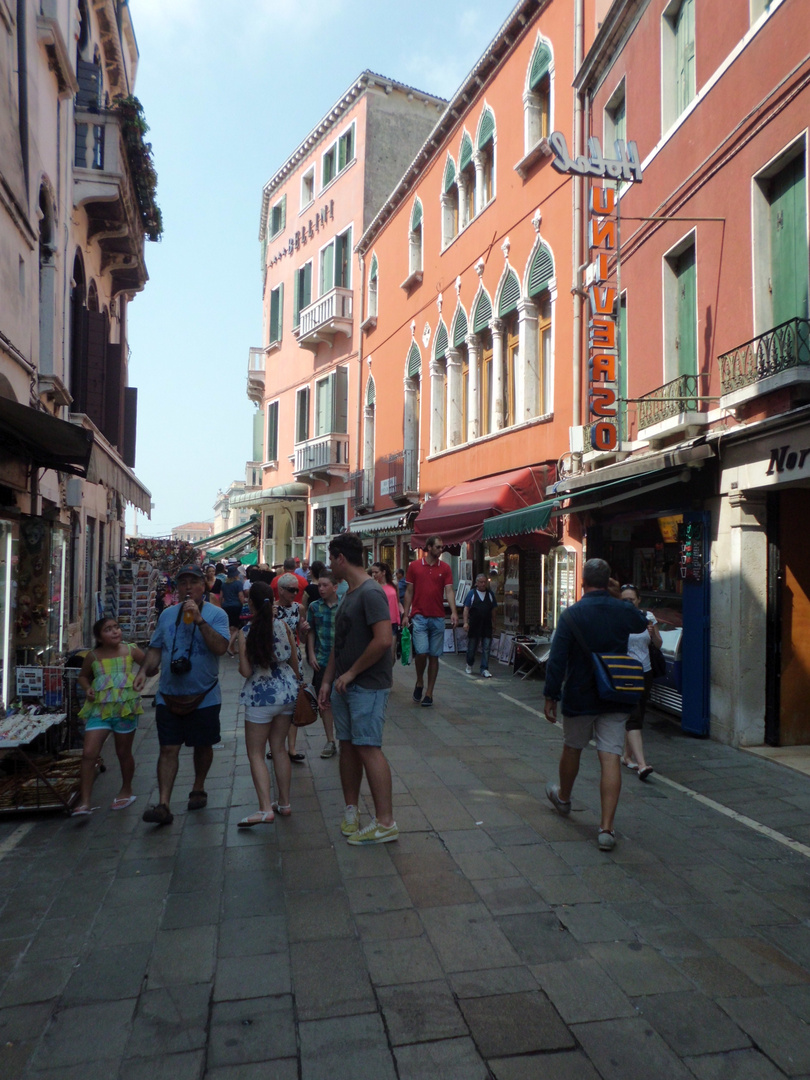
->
[561, 610, 644, 706]
[292, 682, 319, 727]
[648, 642, 667, 679]
[400, 625, 412, 666]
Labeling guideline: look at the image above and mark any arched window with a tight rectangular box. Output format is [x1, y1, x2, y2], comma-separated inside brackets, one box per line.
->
[525, 37, 552, 153]
[497, 269, 521, 428]
[404, 342, 421, 492]
[409, 199, 423, 277]
[441, 157, 459, 248]
[431, 321, 449, 453]
[476, 108, 496, 212]
[472, 290, 494, 435]
[458, 133, 475, 229]
[38, 184, 56, 377]
[368, 254, 378, 319]
[527, 241, 555, 416]
[451, 306, 469, 443]
[363, 375, 376, 507]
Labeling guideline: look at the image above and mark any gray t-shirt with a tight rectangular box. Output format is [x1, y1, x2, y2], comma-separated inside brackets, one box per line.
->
[333, 579, 393, 690]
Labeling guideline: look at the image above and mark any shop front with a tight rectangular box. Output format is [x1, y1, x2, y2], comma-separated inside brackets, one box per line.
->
[347, 507, 417, 571]
[228, 485, 309, 568]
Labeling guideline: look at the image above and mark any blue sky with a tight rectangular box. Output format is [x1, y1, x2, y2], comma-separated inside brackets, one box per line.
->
[126, 0, 514, 535]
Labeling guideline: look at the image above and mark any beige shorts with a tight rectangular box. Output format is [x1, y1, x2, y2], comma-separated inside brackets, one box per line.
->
[562, 712, 629, 755]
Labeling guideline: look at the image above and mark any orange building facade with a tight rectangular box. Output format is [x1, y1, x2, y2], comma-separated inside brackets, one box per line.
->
[247, 74, 446, 568]
[353, 0, 603, 635]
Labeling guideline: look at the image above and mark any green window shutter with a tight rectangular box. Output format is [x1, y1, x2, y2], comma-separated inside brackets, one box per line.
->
[675, 0, 695, 115]
[528, 242, 554, 296]
[334, 228, 351, 288]
[277, 283, 283, 340]
[443, 157, 456, 193]
[453, 308, 468, 347]
[676, 246, 697, 377]
[366, 376, 376, 406]
[280, 194, 286, 234]
[770, 156, 809, 325]
[411, 199, 423, 231]
[477, 109, 495, 150]
[369, 254, 378, 282]
[270, 286, 282, 342]
[498, 270, 521, 316]
[530, 42, 552, 90]
[303, 261, 312, 308]
[459, 133, 473, 171]
[321, 243, 334, 293]
[267, 402, 278, 460]
[293, 269, 301, 328]
[332, 366, 348, 433]
[407, 342, 421, 378]
[252, 409, 264, 461]
[338, 134, 347, 172]
[434, 322, 448, 359]
[472, 290, 492, 334]
[316, 377, 332, 435]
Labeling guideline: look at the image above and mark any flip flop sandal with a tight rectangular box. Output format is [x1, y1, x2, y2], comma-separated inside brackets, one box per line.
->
[111, 795, 137, 811]
[238, 810, 275, 827]
[71, 805, 98, 817]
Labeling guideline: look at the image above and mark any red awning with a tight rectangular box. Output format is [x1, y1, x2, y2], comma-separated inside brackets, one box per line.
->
[410, 465, 555, 549]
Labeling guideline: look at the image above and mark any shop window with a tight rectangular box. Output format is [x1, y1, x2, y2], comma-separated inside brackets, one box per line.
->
[268, 283, 283, 345]
[663, 238, 697, 382]
[295, 386, 310, 443]
[754, 145, 809, 333]
[525, 38, 552, 152]
[301, 168, 314, 208]
[269, 195, 286, 239]
[293, 261, 312, 328]
[662, 0, 696, 131]
[441, 157, 459, 247]
[266, 400, 279, 462]
[331, 505, 345, 534]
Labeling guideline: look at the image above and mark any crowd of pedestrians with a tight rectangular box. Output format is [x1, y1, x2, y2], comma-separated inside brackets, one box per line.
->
[70, 543, 661, 854]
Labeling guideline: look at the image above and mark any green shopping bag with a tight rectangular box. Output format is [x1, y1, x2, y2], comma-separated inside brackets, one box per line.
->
[400, 625, 411, 666]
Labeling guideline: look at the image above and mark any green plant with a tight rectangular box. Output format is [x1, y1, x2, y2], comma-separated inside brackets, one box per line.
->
[113, 95, 163, 242]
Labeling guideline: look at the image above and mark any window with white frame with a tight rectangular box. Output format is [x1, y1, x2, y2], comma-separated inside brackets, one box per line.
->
[431, 323, 449, 453]
[301, 168, 314, 208]
[269, 195, 286, 239]
[458, 133, 475, 229]
[604, 78, 626, 151]
[441, 157, 459, 248]
[409, 199, 423, 277]
[525, 38, 552, 152]
[321, 122, 355, 190]
[476, 109, 496, 211]
[268, 283, 283, 345]
[293, 261, 312, 327]
[368, 254, 378, 318]
[265, 400, 279, 462]
[663, 236, 697, 383]
[662, 0, 696, 131]
[295, 386, 310, 444]
[315, 366, 348, 436]
[527, 241, 555, 417]
[320, 227, 352, 294]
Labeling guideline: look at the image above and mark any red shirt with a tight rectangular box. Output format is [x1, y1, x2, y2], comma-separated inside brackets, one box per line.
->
[271, 574, 307, 604]
[406, 557, 453, 618]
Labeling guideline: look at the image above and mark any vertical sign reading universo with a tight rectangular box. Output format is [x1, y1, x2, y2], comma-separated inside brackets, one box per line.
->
[549, 133, 644, 452]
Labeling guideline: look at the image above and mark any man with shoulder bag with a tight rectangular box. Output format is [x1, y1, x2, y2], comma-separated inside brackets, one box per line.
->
[133, 565, 230, 825]
[543, 558, 648, 851]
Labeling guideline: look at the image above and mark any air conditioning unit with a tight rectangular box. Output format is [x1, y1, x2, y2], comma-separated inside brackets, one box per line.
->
[569, 426, 586, 454]
[65, 477, 83, 508]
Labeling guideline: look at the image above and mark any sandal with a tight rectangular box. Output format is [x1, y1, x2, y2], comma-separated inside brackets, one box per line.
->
[271, 802, 291, 817]
[187, 790, 208, 811]
[638, 766, 654, 781]
[289, 752, 305, 763]
[238, 810, 275, 827]
[142, 803, 174, 825]
[71, 805, 97, 817]
[621, 758, 639, 770]
[111, 795, 137, 811]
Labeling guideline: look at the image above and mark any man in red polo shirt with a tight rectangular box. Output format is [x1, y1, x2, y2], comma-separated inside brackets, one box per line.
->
[401, 536, 458, 708]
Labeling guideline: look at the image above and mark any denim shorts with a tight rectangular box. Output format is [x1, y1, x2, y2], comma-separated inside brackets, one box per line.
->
[410, 614, 445, 657]
[155, 703, 221, 747]
[84, 715, 138, 735]
[562, 712, 629, 756]
[331, 685, 390, 746]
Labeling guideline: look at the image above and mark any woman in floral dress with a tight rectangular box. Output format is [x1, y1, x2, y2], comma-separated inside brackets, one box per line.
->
[236, 581, 301, 824]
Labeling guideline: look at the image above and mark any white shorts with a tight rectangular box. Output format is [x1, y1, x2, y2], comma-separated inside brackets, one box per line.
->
[244, 706, 293, 724]
[562, 712, 629, 755]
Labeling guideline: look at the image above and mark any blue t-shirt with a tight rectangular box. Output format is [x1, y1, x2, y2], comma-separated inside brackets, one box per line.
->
[221, 579, 243, 608]
[149, 601, 230, 708]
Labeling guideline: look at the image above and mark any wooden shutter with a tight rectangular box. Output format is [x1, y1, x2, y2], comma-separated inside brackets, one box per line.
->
[103, 342, 123, 446]
[530, 43, 551, 90]
[303, 261, 312, 307]
[266, 402, 278, 460]
[443, 157, 456, 193]
[434, 322, 448, 360]
[498, 270, 521, 317]
[332, 367, 348, 433]
[76, 60, 101, 110]
[84, 310, 107, 428]
[252, 408, 264, 461]
[459, 134, 473, 172]
[411, 199, 423, 231]
[675, 0, 695, 115]
[477, 109, 495, 150]
[321, 243, 334, 293]
[296, 387, 310, 442]
[676, 246, 697, 377]
[407, 342, 421, 378]
[335, 230, 351, 288]
[293, 269, 300, 329]
[770, 156, 809, 325]
[316, 377, 331, 435]
[366, 376, 376, 406]
[270, 285, 283, 343]
[453, 308, 468, 347]
[528, 242, 554, 296]
[122, 387, 137, 467]
[472, 290, 493, 334]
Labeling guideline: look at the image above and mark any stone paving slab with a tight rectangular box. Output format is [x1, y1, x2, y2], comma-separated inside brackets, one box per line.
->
[3, 652, 810, 1078]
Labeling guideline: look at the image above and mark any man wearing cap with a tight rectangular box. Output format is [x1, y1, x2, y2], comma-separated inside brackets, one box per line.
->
[134, 565, 230, 825]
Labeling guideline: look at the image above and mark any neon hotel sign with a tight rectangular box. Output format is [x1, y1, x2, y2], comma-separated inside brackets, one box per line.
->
[550, 133, 643, 451]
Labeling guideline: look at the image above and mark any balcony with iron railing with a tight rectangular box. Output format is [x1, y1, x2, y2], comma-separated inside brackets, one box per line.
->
[380, 449, 418, 504]
[73, 108, 147, 294]
[718, 318, 810, 411]
[349, 469, 375, 511]
[247, 347, 265, 404]
[293, 433, 350, 480]
[636, 373, 709, 443]
[296, 287, 353, 351]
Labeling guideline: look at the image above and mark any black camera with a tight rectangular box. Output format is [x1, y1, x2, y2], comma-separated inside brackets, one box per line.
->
[170, 657, 192, 676]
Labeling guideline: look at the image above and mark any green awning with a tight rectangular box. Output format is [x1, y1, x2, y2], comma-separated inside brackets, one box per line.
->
[207, 532, 256, 560]
[192, 514, 258, 547]
[482, 501, 554, 539]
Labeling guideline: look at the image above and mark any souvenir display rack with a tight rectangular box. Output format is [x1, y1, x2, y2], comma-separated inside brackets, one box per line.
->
[0, 706, 79, 813]
[124, 537, 197, 577]
[105, 560, 159, 641]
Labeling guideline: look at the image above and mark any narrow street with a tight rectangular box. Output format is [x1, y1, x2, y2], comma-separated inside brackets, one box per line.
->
[2, 656, 810, 1079]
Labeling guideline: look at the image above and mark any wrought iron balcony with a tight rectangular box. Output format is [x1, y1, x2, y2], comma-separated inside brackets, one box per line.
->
[296, 287, 353, 351]
[381, 449, 418, 503]
[637, 374, 706, 435]
[293, 433, 350, 480]
[718, 318, 810, 404]
[349, 469, 375, 510]
[73, 109, 146, 294]
[247, 347, 265, 404]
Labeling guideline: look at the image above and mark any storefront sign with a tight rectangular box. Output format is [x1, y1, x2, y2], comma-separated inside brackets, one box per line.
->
[678, 521, 703, 582]
[766, 443, 810, 476]
[549, 133, 643, 184]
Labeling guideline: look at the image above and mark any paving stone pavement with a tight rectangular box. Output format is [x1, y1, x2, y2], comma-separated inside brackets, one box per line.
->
[2, 651, 810, 1079]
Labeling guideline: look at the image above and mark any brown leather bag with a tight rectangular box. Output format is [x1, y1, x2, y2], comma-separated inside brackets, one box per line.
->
[162, 683, 217, 716]
[292, 683, 318, 727]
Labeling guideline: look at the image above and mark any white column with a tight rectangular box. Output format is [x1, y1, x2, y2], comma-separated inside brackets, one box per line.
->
[457, 175, 470, 230]
[517, 297, 539, 422]
[363, 404, 375, 503]
[429, 359, 445, 455]
[491, 317, 505, 430]
[446, 347, 463, 447]
[466, 334, 481, 442]
[403, 376, 419, 489]
[473, 150, 486, 216]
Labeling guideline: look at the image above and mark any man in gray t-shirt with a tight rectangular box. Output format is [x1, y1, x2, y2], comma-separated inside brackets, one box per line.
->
[319, 534, 397, 846]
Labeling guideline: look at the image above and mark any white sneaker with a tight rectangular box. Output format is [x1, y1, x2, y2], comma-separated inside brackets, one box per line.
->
[481, 670, 493, 678]
[465, 665, 473, 675]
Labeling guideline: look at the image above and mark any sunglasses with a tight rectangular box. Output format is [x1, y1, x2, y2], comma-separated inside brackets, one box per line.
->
[620, 584, 637, 592]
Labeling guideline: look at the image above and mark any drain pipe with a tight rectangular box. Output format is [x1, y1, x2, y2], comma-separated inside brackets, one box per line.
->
[356, 253, 366, 476]
[571, 0, 584, 433]
[17, 0, 29, 192]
